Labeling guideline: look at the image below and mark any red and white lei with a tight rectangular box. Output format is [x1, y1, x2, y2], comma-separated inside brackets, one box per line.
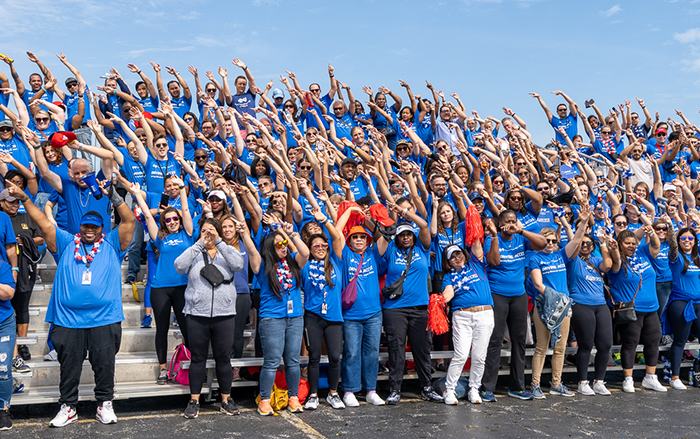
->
[74, 233, 105, 264]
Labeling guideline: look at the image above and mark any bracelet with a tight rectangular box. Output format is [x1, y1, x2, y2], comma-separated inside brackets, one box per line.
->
[137, 70, 141, 74]
[179, 185, 185, 190]
[78, 143, 83, 151]
[320, 217, 329, 225]
[11, 267, 18, 272]
[243, 66, 248, 71]
[289, 232, 299, 240]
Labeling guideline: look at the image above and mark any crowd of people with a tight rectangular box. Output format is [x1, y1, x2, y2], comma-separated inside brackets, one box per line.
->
[0, 50, 697, 429]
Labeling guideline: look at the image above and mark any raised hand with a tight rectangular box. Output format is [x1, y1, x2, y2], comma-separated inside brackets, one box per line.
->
[165, 66, 178, 76]
[232, 58, 246, 70]
[127, 63, 140, 73]
[150, 62, 161, 72]
[187, 65, 198, 76]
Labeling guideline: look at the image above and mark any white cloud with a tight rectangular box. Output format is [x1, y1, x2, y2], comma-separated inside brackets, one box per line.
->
[600, 4, 622, 17]
[674, 28, 700, 44]
[681, 57, 700, 72]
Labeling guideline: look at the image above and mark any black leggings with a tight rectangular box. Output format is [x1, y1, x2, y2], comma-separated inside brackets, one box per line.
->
[11, 288, 32, 324]
[232, 294, 252, 359]
[666, 300, 700, 376]
[151, 285, 188, 364]
[571, 304, 613, 381]
[186, 314, 235, 396]
[618, 311, 660, 369]
[304, 311, 343, 394]
[482, 293, 528, 392]
[383, 306, 433, 390]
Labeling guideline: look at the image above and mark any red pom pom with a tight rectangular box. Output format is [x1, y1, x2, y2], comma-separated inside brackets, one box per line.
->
[427, 294, 450, 335]
[464, 205, 484, 247]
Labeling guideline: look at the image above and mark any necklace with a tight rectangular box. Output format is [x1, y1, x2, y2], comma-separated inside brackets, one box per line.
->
[74, 233, 105, 265]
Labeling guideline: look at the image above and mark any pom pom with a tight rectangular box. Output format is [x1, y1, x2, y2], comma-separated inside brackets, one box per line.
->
[428, 294, 450, 335]
[337, 200, 365, 239]
[464, 205, 484, 247]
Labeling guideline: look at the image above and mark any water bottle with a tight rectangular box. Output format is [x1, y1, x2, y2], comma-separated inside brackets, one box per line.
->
[662, 357, 672, 383]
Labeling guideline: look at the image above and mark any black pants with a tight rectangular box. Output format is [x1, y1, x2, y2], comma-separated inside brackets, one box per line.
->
[383, 306, 432, 390]
[151, 285, 188, 364]
[51, 323, 121, 406]
[619, 311, 660, 369]
[482, 293, 528, 392]
[233, 294, 252, 359]
[571, 304, 613, 381]
[186, 314, 235, 395]
[11, 288, 32, 324]
[667, 300, 700, 376]
[304, 311, 343, 394]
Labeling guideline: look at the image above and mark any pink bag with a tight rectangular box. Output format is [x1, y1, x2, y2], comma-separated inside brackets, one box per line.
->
[168, 343, 191, 385]
[342, 252, 364, 310]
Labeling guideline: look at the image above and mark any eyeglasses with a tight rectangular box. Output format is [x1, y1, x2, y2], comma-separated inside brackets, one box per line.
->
[165, 216, 180, 224]
[680, 236, 695, 242]
[275, 239, 289, 249]
[35, 117, 49, 123]
[614, 221, 628, 226]
[311, 243, 329, 250]
[545, 238, 558, 244]
[195, 155, 208, 160]
[654, 226, 668, 231]
[517, 172, 529, 177]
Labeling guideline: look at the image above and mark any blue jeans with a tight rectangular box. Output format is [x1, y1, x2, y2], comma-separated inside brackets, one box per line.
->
[341, 311, 382, 393]
[0, 313, 16, 409]
[258, 316, 303, 400]
[126, 221, 144, 281]
[656, 281, 672, 320]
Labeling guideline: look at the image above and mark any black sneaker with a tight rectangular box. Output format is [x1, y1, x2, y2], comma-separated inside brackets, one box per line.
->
[0, 410, 11, 431]
[183, 399, 199, 419]
[221, 397, 240, 416]
[386, 390, 401, 405]
[156, 368, 168, 385]
[421, 386, 444, 402]
[17, 345, 30, 361]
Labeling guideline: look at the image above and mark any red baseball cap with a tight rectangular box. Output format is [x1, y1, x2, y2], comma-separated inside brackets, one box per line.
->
[50, 131, 77, 149]
[369, 204, 395, 227]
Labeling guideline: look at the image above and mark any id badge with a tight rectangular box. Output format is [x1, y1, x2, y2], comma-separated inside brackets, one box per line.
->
[321, 303, 327, 315]
[287, 299, 293, 314]
[82, 269, 92, 285]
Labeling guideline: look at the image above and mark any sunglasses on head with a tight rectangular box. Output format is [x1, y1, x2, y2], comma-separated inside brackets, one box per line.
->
[165, 216, 180, 224]
[275, 239, 289, 248]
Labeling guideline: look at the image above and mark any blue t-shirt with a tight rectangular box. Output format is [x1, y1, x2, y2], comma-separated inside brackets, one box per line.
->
[330, 113, 355, 141]
[0, 262, 14, 322]
[381, 242, 430, 309]
[117, 147, 147, 188]
[430, 222, 465, 273]
[137, 96, 159, 114]
[608, 244, 658, 312]
[301, 253, 343, 322]
[527, 248, 571, 297]
[59, 175, 112, 235]
[341, 245, 383, 320]
[0, 134, 31, 171]
[258, 254, 304, 318]
[231, 90, 256, 123]
[170, 95, 192, 118]
[63, 87, 92, 129]
[442, 254, 493, 309]
[550, 113, 577, 144]
[38, 161, 69, 194]
[151, 229, 195, 288]
[144, 155, 181, 194]
[484, 233, 530, 297]
[567, 256, 606, 306]
[649, 240, 672, 282]
[0, 212, 16, 265]
[670, 253, 700, 300]
[47, 226, 126, 328]
[232, 240, 250, 296]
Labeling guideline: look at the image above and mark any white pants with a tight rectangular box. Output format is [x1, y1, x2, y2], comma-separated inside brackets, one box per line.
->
[446, 309, 495, 391]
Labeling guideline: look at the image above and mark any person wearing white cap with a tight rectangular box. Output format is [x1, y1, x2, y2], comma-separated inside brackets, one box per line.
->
[377, 207, 443, 404]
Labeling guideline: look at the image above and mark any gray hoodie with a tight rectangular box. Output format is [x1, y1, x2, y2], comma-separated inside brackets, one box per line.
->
[174, 239, 245, 318]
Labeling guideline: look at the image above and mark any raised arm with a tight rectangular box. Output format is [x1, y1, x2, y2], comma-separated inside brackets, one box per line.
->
[529, 92, 553, 123]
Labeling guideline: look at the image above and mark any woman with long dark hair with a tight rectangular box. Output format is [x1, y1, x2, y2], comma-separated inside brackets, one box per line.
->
[250, 225, 309, 416]
[664, 225, 700, 390]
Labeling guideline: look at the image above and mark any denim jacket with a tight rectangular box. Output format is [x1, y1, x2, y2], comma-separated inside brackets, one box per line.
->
[535, 286, 572, 349]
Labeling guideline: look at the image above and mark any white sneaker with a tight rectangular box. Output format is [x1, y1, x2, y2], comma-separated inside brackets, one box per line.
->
[327, 393, 346, 409]
[49, 404, 78, 428]
[96, 401, 118, 424]
[592, 381, 611, 396]
[443, 389, 458, 405]
[467, 387, 482, 404]
[670, 378, 687, 390]
[342, 392, 360, 407]
[622, 378, 635, 393]
[365, 392, 385, 406]
[577, 381, 595, 396]
[304, 395, 319, 410]
[44, 349, 58, 362]
[641, 375, 667, 392]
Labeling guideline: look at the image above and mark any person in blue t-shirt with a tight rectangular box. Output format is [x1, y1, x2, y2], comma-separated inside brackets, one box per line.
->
[0, 258, 15, 429]
[663, 226, 700, 390]
[153, 64, 191, 119]
[250, 225, 309, 415]
[604, 228, 668, 393]
[127, 63, 159, 114]
[440, 220, 498, 405]
[300, 208, 346, 410]
[377, 210, 444, 404]
[530, 91, 578, 144]
[481, 210, 546, 402]
[131, 178, 194, 384]
[8, 178, 134, 426]
[228, 58, 257, 124]
[566, 233, 614, 396]
[528, 205, 589, 399]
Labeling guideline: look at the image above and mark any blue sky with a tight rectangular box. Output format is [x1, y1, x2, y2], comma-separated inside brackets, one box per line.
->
[2, 0, 700, 143]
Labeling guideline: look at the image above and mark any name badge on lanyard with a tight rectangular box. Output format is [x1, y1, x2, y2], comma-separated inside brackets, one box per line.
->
[287, 299, 293, 314]
[82, 269, 92, 285]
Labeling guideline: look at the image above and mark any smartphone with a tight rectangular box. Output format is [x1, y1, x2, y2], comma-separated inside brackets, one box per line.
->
[389, 159, 401, 169]
[584, 99, 594, 108]
[160, 193, 169, 208]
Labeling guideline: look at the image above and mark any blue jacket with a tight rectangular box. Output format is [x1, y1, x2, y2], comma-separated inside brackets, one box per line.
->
[535, 285, 571, 349]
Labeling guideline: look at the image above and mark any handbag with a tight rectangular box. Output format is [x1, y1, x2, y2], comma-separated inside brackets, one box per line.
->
[200, 249, 232, 288]
[341, 252, 364, 310]
[381, 247, 414, 300]
[606, 272, 642, 324]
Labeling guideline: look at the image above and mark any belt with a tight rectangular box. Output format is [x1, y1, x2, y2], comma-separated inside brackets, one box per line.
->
[456, 305, 492, 313]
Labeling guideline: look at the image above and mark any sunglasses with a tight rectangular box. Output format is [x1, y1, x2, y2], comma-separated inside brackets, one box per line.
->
[601, 131, 612, 135]
[655, 226, 668, 231]
[155, 143, 168, 148]
[631, 116, 639, 119]
[206, 88, 216, 92]
[195, 155, 208, 159]
[275, 239, 289, 248]
[493, 180, 504, 184]
[165, 216, 180, 224]
[350, 234, 366, 240]
[284, 105, 294, 109]
[67, 82, 78, 88]
[518, 172, 529, 177]
[35, 117, 50, 123]
[509, 196, 523, 201]
[184, 117, 194, 122]
[310, 89, 320, 93]
[545, 238, 558, 244]
[515, 162, 526, 166]
[299, 166, 312, 171]
[391, 183, 403, 188]
[680, 236, 695, 242]
[581, 241, 594, 247]
[204, 170, 215, 174]
[0, 127, 11, 133]
[615, 221, 627, 226]
[311, 243, 329, 250]
[333, 108, 343, 111]
[656, 133, 667, 137]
